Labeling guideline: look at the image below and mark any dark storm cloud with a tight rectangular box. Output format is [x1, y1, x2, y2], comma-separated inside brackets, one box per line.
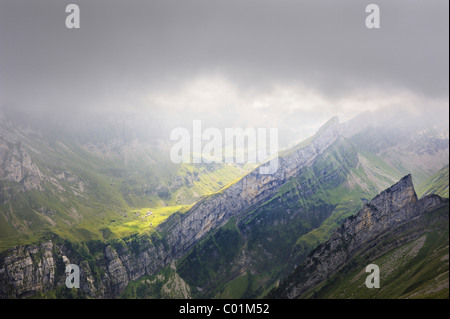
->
[0, 0, 448, 118]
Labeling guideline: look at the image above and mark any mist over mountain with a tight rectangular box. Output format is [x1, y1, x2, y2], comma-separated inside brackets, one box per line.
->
[0, 109, 448, 299]
[0, 0, 448, 301]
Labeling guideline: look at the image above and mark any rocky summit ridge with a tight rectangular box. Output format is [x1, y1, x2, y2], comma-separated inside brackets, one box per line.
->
[161, 116, 341, 258]
[269, 174, 449, 299]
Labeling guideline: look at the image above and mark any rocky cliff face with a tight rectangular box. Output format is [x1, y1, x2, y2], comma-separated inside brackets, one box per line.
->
[0, 237, 168, 298]
[161, 117, 341, 258]
[0, 135, 44, 193]
[0, 241, 55, 298]
[270, 174, 449, 299]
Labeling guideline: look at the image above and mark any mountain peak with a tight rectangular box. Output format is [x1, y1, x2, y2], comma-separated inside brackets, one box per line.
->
[341, 174, 418, 240]
[316, 116, 340, 136]
[283, 116, 341, 157]
[367, 174, 417, 213]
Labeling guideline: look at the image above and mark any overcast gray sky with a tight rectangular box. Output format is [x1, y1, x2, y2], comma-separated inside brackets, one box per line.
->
[0, 0, 448, 141]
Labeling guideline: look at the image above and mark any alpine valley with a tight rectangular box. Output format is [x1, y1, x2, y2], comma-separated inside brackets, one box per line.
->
[0, 110, 448, 299]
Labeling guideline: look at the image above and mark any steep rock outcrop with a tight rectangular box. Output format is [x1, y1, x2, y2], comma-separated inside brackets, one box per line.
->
[0, 135, 43, 193]
[0, 237, 170, 298]
[0, 241, 55, 298]
[269, 175, 449, 299]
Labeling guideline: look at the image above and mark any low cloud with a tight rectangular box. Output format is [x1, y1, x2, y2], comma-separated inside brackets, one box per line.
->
[0, 0, 447, 142]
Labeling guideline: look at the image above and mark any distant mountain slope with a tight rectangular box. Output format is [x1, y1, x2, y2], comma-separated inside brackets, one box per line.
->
[268, 175, 449, 299]
[418, 165, 449, 198]
[341, 111, 449, 187]
[0, 116, 251, 249]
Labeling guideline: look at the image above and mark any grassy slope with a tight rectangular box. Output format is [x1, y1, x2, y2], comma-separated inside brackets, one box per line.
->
[119, 264, 192, 299]
[0, 127, 252, 251]
[418, 165, 449, 198]
[347, 127, 448, 188]
[288, 150, 403, 265]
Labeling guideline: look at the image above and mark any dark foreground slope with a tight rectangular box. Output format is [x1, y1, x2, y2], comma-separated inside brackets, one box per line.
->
[268, 175, 449, 299]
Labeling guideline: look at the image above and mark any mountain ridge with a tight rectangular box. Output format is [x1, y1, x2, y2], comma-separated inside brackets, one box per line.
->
[268, 174, 449, 299]
[159, 116, 341, 258]
[0, 113, 448, 299]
